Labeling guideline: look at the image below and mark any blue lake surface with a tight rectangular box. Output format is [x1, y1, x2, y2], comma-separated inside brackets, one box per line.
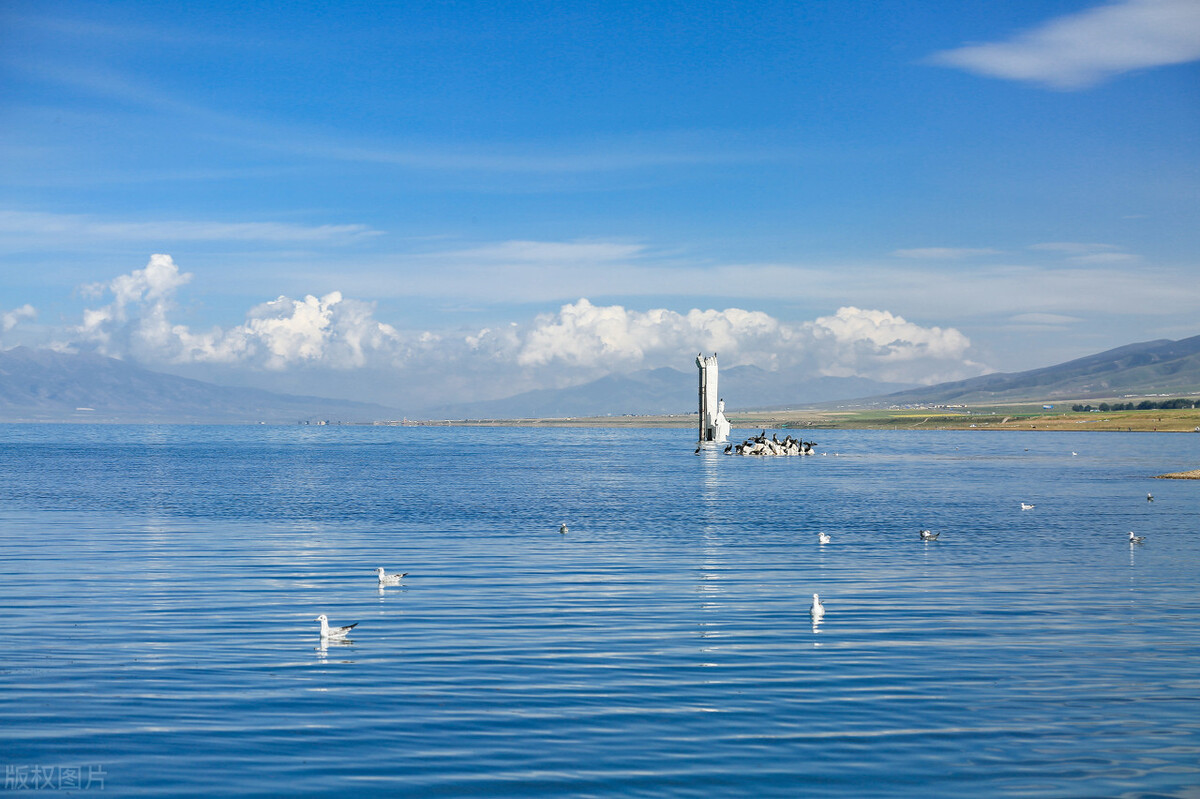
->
[1, 424, 1198, 797]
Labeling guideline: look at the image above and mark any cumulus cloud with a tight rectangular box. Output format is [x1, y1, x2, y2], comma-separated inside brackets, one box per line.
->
[468, 299, 980, 385]
[61, 257, 984, 403]
[3, 304, 37, 333]
[73, 254, 405, 369]
[234, 292, 403, 369]
[929, 0, 1200, 89]
[805, 307, 979, 384]
[76, 253, 193, 353]
[510, 300, 786, 369]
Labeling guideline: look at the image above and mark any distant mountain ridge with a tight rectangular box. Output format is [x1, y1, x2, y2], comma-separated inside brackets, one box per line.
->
[0, 347, 398, 423]
[4, 333, 1198, 424]
[416, 366, 912, 419]
[867, 334, 1200, 406]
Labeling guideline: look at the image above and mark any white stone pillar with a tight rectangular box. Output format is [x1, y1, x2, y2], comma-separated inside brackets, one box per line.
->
[695, 353, 729, 443]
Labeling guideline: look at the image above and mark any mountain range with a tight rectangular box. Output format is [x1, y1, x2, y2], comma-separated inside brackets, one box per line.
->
[417, 366, 911, 419]
[866, 334, 1200, 407]
[2, 334, 1199, 423]
[0, 347, 396, 423]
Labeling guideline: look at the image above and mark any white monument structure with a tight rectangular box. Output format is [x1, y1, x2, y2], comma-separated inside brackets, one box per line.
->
[696, 353, 731, 444]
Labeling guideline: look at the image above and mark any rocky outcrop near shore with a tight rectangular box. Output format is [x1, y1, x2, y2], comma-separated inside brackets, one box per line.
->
[1155, 470, 1200, 479]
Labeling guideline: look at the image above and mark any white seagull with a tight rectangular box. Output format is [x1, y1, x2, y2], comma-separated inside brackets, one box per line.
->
[559, 523, 569, 534]
[818, 531, 831, 544]
[1020, 502, 1035, 510]
[315, 614, 357, 639]
[810, 593, 825, 619]
[1147, 492, 1154, 502]
[1128, 531, 1146, 544]
[375, 567, 407, 585]
[919, 529, 939, 541]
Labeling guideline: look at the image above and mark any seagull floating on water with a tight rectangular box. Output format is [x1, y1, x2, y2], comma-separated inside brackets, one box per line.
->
[315, 614, 357, 639]
[559, 523, 569, 534]
[919, 529, 939, 541]
[375, 567, 407, 584]
[1128, 531, 1146, 544]
[817, 531, 831, 544]
[810, 593, 825, 619]
[1147, 492, 1154, 502]
[1020, 502, 1035, 510]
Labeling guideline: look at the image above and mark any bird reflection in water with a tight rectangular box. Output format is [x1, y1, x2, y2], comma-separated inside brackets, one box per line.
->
[315, 636, 354, 662]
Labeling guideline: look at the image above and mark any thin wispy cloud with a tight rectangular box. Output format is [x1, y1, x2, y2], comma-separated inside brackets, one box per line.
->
[443, 240, 647, 263]
[269, 236, 1200, 332]
[1028, 241, 1139, 264]
[3, 11, 247, 48]
[929, 0, 1200, 89]
[283, 132, 791, 175]
[1009, 312, 1084, 326]
[7, 51, 790, 178]
[1066, 251, 1140, 264]
[891, 247, 1001, 259]
[4, 60, 233, 124]
[0, 211, 382, 244]
[1029, 241, 1123, 253]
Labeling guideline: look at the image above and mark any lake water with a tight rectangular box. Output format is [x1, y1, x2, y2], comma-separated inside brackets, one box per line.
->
[2, 424, 1198, 797]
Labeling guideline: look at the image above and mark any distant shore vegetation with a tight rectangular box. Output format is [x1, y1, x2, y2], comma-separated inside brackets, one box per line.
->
[1072, 399, 1197, 412]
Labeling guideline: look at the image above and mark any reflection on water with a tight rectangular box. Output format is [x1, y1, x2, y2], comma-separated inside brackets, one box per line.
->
[315, 638, 355, 662]
[1, 425, 1198, 797]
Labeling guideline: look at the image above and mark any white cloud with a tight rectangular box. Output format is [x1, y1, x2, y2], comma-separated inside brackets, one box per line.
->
[72, 255, 404, 369]
[1029, 241, 1121, 253]
[0, 210, 381, 244]
[330, 238, 1190, 323]
[63, 257, 984, 390]
[1009, 312, 1085, 325]
[929, 0, 1200, 89]
[2, 304, 37, 333]
[892, 247, 1000, 259]
[1066, 251, 1140, 264]
[285, 131, 787, 174]
[1028, 241, 1139, 264]
[76, 253, 193, 353]
[511, 299, 786, 369]
[446, 240, 646, 264]
[236, 292, 403, 369]
[480, 299, 980, 385]
[806, 307, 979, 384]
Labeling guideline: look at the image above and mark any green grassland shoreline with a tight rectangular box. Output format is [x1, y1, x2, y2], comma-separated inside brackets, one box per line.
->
[400, 405, 1200, 434]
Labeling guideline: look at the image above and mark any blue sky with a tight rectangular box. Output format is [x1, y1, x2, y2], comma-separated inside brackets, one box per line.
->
[2, 0, 1198, 408]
